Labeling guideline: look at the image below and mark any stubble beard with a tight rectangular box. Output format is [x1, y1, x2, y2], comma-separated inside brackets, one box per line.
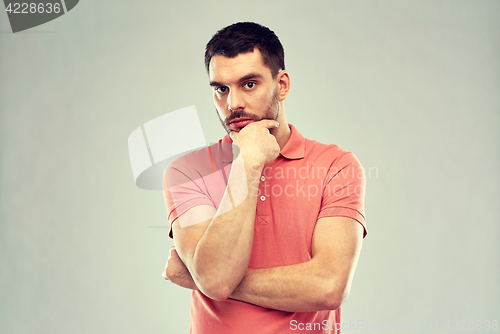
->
[218, 88, 280, 135]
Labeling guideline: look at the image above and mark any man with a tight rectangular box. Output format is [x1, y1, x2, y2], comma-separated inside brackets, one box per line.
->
[162, 22, 366, 333]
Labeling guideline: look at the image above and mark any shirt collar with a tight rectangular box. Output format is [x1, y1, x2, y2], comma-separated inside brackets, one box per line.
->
[280, 124, 305, 160]
[221, 123, 305, 160]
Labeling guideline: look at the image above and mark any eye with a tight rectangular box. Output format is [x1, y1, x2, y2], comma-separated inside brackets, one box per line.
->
[244, 82, 256, 89]
[215, 86, 228, 94]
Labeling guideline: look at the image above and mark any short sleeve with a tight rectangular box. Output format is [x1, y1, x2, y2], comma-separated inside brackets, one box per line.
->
[162, 143, 235, 239]
[163, 164, 217, 238]
[318, 152, 367, 237]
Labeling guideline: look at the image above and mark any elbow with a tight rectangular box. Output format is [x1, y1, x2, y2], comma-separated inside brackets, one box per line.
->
[208, 287, 232, 301]
[201, 283, 233, 301]
[195, 276, 235, 301]
[191, 257, 244, 301]
[322, 298, 342, 311]
[321, 283, 350, 311]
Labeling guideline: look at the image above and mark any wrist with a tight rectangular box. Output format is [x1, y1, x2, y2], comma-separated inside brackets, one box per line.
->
[245, 162, 264, 185]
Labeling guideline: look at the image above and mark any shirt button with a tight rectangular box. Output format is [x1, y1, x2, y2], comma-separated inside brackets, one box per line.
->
[261, 176, 266, 181]
[260, 195, 266, 201]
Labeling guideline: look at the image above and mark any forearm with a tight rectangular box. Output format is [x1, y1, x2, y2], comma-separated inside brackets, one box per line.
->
[188, 157, 263, 299]
[229, 258, 342, 312]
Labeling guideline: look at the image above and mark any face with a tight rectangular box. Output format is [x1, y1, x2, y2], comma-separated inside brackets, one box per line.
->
[209, 48, 280, 134]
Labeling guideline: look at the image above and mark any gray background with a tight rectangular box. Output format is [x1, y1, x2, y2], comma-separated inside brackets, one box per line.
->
[1, 1, 499, 333]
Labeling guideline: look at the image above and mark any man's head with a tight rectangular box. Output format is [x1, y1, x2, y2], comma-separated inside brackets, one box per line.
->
[206, 22, 290, 136]
[205, 22, 285, 78]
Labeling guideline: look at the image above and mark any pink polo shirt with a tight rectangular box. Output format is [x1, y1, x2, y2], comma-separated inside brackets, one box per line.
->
[163, 124, 366, 334]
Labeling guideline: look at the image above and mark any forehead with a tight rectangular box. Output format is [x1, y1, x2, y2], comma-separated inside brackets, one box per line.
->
[209, 48, 272, 83]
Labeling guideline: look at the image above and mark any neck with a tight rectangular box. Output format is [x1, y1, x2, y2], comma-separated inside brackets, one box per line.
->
[270, 101, 291, 150]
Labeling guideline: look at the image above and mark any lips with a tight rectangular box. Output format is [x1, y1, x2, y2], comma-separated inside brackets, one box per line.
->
[229, 118, 253, 129]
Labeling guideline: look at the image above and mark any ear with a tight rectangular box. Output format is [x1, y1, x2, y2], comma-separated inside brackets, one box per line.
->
[276, 70, 291, 102]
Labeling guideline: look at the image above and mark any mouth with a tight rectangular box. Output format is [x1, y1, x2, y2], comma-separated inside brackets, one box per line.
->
[228, 118, 254, 129]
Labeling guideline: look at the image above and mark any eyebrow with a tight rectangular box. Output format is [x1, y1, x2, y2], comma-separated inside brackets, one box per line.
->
[209, 73, 264, 87]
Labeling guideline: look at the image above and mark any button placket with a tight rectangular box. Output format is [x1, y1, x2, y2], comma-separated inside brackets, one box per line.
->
[256, 168, 271, 224]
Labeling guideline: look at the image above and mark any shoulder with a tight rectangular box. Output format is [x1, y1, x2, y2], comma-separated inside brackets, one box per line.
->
[167, 146, 210, 173]
[165, 140, 234, 185]
[303, 137, 361, 168]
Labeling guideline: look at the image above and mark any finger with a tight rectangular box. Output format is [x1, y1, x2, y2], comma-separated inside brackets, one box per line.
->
[255, 119, 279, 129]
[169, 246, 177, 257]
[229, 130, 238, 141]
[162, 268, 169, 280]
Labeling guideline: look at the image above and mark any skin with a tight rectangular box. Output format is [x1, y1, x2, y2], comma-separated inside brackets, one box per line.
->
[163, 47, 364, 312]
[209, 47, 291, 149]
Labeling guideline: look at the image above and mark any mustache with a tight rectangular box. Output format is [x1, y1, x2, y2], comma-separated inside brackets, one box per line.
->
[225, 110, 261, 125]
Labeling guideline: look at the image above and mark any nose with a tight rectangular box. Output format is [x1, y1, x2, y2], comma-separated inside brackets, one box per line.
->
[228, 89, 245, 112]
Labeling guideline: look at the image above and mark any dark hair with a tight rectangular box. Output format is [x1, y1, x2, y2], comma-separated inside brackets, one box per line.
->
[205, 22, 285, 78]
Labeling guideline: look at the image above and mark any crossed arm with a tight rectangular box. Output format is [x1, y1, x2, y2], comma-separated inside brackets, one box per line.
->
[164, 213, 363, 313]
[163, 122, 364, 312]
